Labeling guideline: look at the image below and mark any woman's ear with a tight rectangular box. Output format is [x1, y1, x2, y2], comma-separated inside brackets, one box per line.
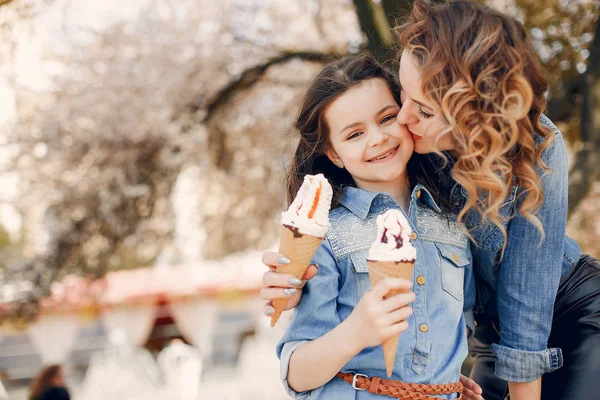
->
[326, 149, 344, 169]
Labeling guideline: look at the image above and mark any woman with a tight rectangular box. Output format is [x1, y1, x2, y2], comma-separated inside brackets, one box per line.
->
[29, 365, 70, 400]
[260, 1, 600, 400]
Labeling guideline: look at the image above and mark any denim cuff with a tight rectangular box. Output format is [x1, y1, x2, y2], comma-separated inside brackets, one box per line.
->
[280, 340, 322, 399]
[491, 343, 563, 382]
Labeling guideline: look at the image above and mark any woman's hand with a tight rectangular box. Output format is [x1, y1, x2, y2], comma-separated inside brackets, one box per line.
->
[460, 375, 484, 400]
[345, 278, 415, 350]
[260, 251, 319, 316]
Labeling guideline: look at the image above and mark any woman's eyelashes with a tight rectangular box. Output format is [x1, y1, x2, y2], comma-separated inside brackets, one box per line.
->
[418, 107, 433, 119]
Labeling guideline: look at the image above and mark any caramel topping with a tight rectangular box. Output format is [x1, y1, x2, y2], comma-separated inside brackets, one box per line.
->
[307, 181, 322, 219]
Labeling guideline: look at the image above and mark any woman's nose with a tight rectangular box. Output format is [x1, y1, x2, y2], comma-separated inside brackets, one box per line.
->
[396, 103, 417, 126]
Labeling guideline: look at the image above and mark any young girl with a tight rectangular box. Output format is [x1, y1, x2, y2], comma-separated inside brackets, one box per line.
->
[276, 54, 474, 399]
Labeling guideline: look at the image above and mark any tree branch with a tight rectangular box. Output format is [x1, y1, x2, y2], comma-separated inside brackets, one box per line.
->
[546, 75, 585, 123]
[352, 0, 395, 62]
[381, 0, 414, 28]
[196, 51, 345, 123]
[567, 18, 600, 214]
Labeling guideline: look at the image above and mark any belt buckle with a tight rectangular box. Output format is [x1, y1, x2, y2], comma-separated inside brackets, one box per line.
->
[352, 373, 368, 391]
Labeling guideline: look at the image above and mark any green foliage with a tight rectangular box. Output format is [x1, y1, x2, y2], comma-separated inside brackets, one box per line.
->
[516, 0, 599, 85]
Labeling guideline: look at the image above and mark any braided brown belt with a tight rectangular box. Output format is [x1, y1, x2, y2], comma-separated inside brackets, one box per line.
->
[336, 372, 463, 399]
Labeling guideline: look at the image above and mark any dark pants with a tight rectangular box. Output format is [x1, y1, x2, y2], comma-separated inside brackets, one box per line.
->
[468, 254, 600, 400]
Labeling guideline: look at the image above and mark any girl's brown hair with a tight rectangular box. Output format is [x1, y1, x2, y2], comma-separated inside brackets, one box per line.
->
[396, 0, 555, 247]
[29, 364, 62, 400]
[287, 54, 437, 209]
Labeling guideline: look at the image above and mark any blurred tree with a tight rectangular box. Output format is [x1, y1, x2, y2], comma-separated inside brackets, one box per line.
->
[0, 0, 359, 324]
[0, 0, 597, 325]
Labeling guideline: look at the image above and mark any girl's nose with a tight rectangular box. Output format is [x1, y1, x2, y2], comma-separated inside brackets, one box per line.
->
[368, 129, 388, 147]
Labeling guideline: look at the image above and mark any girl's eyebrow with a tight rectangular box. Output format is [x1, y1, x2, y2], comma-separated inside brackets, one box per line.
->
[338, 105, 398, 135]
[338, 121, 361, 136]
[377, 105, 399, 115]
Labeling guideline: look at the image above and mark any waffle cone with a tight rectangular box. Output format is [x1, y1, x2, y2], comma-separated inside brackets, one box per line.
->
[367, 260, 415, 377]
[270, 225, 323, 327]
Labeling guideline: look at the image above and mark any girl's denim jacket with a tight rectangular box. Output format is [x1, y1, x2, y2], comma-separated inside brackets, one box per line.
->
[431, 114, 582, 382]
[276, 186, 475, 399]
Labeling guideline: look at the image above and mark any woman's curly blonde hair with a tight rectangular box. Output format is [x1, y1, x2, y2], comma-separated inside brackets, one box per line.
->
[396, 0, 555, 249]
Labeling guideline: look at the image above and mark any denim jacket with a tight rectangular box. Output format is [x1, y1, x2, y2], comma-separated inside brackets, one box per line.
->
[431, 114, 582, 382]
[276, 186, 475, 399]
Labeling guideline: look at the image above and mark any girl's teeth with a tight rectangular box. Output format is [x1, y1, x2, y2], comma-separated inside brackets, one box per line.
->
[372, 147, 396, 161]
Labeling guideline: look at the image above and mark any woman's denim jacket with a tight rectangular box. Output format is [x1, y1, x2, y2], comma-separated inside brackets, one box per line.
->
[431, 114, 582, 382]
[276, 186, 475, 399]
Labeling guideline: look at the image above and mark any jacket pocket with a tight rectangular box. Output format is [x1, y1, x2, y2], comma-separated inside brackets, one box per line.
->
[436, 243, 468, 301]
[350, 253, 371, 299]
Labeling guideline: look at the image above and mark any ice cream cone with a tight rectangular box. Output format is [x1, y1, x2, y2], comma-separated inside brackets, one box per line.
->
[270, 225, 323, 327]
[368, 260, 415, 377]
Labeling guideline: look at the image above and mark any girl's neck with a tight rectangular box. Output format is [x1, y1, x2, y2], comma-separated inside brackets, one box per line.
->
[391, 184, 411, 214]
[355, 174, 411, 214]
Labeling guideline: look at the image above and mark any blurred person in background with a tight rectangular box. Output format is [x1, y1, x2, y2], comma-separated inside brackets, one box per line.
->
[28, 365, 70, 400]
[157, 338, 203, 400]
[0, 380, 7, 400]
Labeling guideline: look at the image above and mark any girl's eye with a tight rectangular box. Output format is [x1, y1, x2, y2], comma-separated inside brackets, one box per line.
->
[381, 114, 397, 124]
[418, 107, 433, 119]
[347, 131, 363, 140]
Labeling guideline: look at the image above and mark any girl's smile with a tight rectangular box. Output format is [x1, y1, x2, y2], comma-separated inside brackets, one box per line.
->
[366, 144, 401, 163]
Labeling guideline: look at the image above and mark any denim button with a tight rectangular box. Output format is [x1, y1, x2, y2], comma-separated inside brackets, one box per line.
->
[417, 276, 426, 285]
[419, 324, 428, 333]
[409, 232, 417, 240]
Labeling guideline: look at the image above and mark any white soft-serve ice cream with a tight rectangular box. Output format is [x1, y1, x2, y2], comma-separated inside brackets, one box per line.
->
[366, 208, 417, 376]
[280, 174, 333, 238]
[367, 209, 416, 262]
[270, 174, 333, 327]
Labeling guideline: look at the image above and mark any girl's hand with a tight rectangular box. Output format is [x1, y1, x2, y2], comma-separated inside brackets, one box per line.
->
[260, 251, 319, 316]
[460, 375, 484, 400]
[346, 278, 415, 350]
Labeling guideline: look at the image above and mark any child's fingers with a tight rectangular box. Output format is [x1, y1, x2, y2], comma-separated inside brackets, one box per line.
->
[460, 387, 485, 400]
[261, 251, 291, 268]
[262, 271, 305, 289]
[460, 375, 483, 398]
[300, 264, 319, 282]
[381, 291, 416, 312]
[382, 320, 409, 338]
[373, 278, 413, 298]
[384, 306, 413, 325]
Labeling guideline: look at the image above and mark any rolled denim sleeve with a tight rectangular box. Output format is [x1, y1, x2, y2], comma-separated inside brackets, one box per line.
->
[279, 340, 321, 399]
[492, 133, 567, 382]
[275, 237, 341, 398]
